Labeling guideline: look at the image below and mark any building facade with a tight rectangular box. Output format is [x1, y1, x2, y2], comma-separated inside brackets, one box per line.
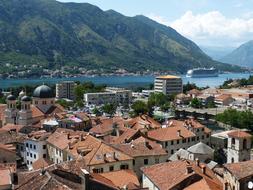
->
[154, 75, 182, 96]
[56, 81, 76, 100]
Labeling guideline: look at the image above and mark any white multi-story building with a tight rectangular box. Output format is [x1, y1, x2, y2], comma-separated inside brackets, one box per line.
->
[154, 75, 183, 95]
[23, 130, 50, 170]
[84, 87, 132, 106]
[56, 81, 76, 100]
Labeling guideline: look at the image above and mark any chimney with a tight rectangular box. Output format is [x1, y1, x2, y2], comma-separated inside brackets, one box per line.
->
[186, 165, 193, 174]
[113, 152, 119, 160]
[195, 158, 199, 166]
[177, 130, 181, 137]
[201, 165, 206, 174]
[67, 133, 70, 139]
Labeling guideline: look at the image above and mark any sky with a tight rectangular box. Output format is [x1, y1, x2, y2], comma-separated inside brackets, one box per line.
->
[57, 0, 253, 48]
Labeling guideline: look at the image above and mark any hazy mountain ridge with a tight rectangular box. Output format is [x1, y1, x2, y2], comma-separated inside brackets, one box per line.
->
[221, 40, 253, 68]
[0, 0, 243, 76]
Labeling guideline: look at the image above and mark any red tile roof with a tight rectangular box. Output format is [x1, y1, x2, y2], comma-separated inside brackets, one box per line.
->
[148, 125, 195, 142]
[227, 130, 252, 138]
[32, 158, 53, 170]
[141, 160, 222, 190]
[95, 170, 140, 189]
[0, 169, 11, 186]
[127, 115, 161, 130]
[224, 160, 253, 180]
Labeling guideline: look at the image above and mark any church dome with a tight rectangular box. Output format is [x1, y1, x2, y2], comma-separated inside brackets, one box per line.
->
[33, 85, 54, 98]
[7, 94, 16, 101]
[21, 95, 31, 102]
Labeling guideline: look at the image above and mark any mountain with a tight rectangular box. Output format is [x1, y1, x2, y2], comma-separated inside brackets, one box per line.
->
[0, 0, 243, 77]
[200, 46, 235, 61]
[221, 41, 253, 68]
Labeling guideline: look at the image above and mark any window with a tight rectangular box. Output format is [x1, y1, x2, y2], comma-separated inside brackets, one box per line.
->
[202, 128, 204, 131]
[171, 141, 174, 145]
[197, 137, 199, 141]
[232, 138, 235, 145]
[133, 160, 135, 166]
[155, 158, 159, 164]
[33, 145, 36, 150]
[27, 160, 29, 165]
[34, 154, 36, 159]
[243, 139, 247, 149]
[206, 134, 209, 138]
[56, 149, 59, 155]
[93, 168, 104, 173]
[26, 143, 28, 148]
[43, 145, 46, 149]
[144, 159, 149, 165]
[30, 153, 32, 157]
[177, 140, 180, 144]
[30, 144, 32, 149]
[30, 161, 33, 165]
[202, 135, 204, 140]
[120, 164, 129, 170]
[197, 129, 199, 132]
[231, 157, 234, 163]
[60, 151, 62, 157]
[109, 166, 114, 171]
[21, 146, 23, 151]
[192, 137, 195, 141]
[182, 139, 186, 143]
[27, 152, 29, 156]
[165, 142, 168, 147]
[43, 154, 46, 158]
[188, 138, 190, 143]
[171, 149, 174, 154]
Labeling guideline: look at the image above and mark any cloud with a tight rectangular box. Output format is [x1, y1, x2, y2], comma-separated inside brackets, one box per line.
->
[170, 11, 253, 47]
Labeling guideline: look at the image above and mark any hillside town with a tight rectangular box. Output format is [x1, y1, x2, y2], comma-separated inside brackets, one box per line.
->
[0, 75, 253, 190]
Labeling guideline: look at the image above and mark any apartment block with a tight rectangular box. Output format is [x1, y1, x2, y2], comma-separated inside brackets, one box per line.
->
[154, 75, 183, 95]
[56, 81, 76, 100]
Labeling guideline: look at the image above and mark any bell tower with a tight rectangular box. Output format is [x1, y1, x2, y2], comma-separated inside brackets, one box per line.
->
[227, 130, 251, 163]
[18, 96, 33, 126]
[5, 94, 18, 124]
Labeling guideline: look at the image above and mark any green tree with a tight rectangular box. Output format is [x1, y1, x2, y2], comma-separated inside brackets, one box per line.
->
[92, 107, 102, 116]
[148, 92, 169, 108]
[101, 104, 117, 116]
[131, 100, 148, 117]
[190, 98, 202, 108]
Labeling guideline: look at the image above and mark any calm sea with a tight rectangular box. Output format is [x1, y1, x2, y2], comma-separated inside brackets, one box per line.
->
[0, 73, 251, 89]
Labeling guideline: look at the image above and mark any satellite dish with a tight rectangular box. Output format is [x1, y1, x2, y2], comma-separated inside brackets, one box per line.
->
[248, 181, 253, 189]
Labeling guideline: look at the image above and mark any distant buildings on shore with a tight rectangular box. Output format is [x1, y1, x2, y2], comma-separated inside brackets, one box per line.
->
[56, 81, 76, 100]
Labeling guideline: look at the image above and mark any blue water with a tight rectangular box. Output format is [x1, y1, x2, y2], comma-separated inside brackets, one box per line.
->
[0, 73, 251, 89]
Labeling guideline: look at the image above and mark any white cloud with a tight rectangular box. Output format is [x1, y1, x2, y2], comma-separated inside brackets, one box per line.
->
[170, 11, 253, 47]
[147, 11, 253, 47]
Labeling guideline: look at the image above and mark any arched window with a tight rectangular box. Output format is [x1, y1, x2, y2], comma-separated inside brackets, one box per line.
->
[243, 139, 247, 149]
[232, 138, 235, 145]
[231, 157, 234, 163]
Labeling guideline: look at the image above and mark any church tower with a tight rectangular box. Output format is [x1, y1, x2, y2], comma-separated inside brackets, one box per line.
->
[227, 130, 251, 163]
[18, 96, 33, 126]
[4, 94, 18, 124]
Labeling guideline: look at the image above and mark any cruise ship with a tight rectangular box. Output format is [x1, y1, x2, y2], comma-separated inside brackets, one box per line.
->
[186, 68, 218, 78]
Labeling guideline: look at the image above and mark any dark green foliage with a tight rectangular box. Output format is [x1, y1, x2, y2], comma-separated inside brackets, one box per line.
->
[148, 92, 169, 108]
[131, 100, 148, 117]
[221, 75, 253, 89]
[101, 103, 117, 116]
[190, 98, 202, 108]
[0, 0, 243, 75]
[216, 109, 253, 130]
[183, 82, 199, 93]
[56, 99, 74, 109]
[74, 82, 106, 100]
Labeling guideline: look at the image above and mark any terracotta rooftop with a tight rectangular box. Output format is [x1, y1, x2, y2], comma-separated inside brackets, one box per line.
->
[187, 89, 202, 95]
[1, 124, 25, 132]
[224, 160, 253, 180]
[0, 169, 11, 186]
[90, 116, 127, 136]
[32, 158, 54, 170]
[47, 128, 87, 150]
[27, 130, 50, 141]
[67, 135, 133, 166]
[126, 115, 161, 131]
[113, 137, 167, 157]
[215, 94, 233, 101]
[94, 170, 140, 189]
[227, 130, 252, 138]
[111, 128, 140, 144]
[141, 160, 222, 190]
[148, 124, 196, 142]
